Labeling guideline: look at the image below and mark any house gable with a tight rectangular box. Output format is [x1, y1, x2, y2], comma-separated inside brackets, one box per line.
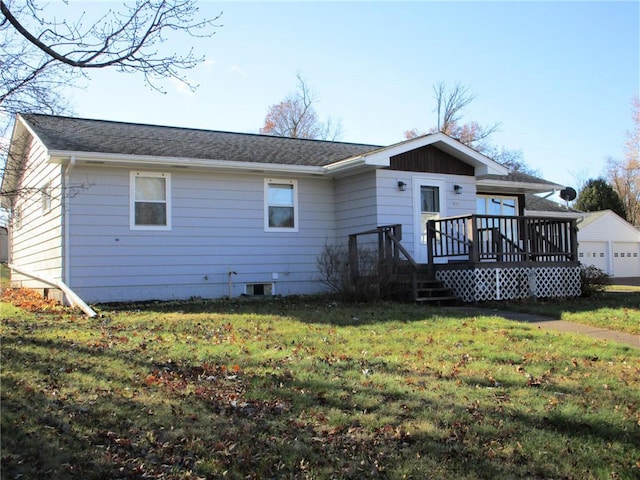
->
[579, 210, 640, 242]
[390, 145, 475, 176]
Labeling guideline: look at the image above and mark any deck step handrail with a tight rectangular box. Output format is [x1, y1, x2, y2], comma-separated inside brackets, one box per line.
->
[348, 224, 424, 299]
[427, 214, 578, 266]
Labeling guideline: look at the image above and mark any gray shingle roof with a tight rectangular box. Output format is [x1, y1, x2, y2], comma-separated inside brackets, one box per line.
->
[21, 114, 382, 167]
[525, 194, 581, 213]
[478, 171, 563, 187]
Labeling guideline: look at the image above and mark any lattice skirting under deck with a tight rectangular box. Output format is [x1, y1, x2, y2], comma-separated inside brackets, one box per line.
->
[435, 266, 581, 302]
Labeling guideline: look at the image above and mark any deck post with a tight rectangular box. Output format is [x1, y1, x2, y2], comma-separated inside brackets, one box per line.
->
[469, 216, 480, 264]
[427, 219, 435, 275]
[569, 218, 578, 261]
[392, 224, 402, 264]
[348, 234, 359, 282]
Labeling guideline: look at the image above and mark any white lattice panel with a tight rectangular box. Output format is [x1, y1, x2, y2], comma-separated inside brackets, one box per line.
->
[436, 266, 581, 302]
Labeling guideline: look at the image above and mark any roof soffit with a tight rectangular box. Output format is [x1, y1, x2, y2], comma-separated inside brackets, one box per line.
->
[47, 150, 327, 176]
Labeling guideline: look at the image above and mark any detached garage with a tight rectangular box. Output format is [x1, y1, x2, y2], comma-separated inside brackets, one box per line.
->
[577, 210, 640, 278]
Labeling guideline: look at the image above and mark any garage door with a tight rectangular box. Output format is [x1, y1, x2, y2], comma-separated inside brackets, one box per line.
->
[613, 242, 640, 277]
[578, 241, 608, 272]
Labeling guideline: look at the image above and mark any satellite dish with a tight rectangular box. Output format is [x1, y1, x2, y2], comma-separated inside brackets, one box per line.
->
[559, 187, 577, 202]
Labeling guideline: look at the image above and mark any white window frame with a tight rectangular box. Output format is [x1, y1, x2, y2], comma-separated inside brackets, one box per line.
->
[476, 195, 519, 216]
[130, 171, 172, 231]
[40, 182, 52, 214]
[264, 178, 298, 232]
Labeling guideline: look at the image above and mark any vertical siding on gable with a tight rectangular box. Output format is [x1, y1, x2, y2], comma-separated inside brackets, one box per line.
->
[67, 166, 338, 303]
[10, 136, 64, 287]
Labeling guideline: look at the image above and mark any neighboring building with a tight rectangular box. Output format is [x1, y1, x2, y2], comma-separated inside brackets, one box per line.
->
[525, 195, 640, 278]
[576, 210, 640, 277]
[0, 114, 581, 305]
[0, 226, 7, 263]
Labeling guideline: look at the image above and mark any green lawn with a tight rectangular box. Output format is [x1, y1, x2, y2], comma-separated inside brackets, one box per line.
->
[1, 295, 639, 479]
[0, 263, 9, 290]
[485, 290, 640, 335]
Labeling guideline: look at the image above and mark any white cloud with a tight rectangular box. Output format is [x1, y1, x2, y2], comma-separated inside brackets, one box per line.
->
[171, 77, 196, 98]
[230, 65, 246, 77]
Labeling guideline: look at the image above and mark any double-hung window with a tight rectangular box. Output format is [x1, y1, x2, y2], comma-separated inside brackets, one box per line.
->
[265, 179, 298, 232]
[130, 171, 171, 230]
[40, 182, 52, 214]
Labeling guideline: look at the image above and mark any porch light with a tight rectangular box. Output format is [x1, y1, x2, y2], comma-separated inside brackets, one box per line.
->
[453, 184, 463, 195]
[397, 180, 407, 191]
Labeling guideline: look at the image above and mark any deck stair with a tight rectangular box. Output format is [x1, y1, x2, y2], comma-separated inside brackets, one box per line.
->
[389, 265, 459, 305]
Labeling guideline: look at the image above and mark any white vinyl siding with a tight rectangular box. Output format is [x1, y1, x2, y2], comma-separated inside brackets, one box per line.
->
[335, 171, 378, 240]
[130, 171, 171, 230]
[577, 211, 640, 277]
[335, 170, 476, 260]
[9, 134, 64, 286]
[67, 167, 335, 303]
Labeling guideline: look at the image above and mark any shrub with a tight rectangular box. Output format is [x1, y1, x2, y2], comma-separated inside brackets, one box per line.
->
[579, 264, 610, 297]
[316, 244, 382, 302]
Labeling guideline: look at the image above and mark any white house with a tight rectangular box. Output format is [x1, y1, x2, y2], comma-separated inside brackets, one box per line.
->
[1, 113, 581, 306]
[577, 210, 640, 277]
[525, 196, 640, 278]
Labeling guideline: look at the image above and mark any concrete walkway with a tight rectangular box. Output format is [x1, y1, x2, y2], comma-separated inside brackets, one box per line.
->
[449, 307, 640, 350]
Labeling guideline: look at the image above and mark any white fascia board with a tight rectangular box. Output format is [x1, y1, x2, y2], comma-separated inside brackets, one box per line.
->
[47, 151, 325, 176]
[1, 117, 35, 205]
[425, 134, 508, 175]
[322, 156, 368, 175]
[324, 132, 509, 176]
[477, 178, 563, 193]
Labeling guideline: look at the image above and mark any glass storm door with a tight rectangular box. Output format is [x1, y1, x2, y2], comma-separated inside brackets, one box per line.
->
[413, 178, 444, 263]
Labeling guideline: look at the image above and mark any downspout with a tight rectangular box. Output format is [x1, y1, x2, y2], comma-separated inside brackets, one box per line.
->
[63, 157, 76, 291]
[9, 263, 97, 317]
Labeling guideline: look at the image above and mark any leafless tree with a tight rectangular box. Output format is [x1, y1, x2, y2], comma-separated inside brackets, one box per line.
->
[0, 0, 221, 128]
[431, 81, 500, 150]
[0, 0, 221, 225]
[605, 96, 640, 226]
[260, 73, 343, 140]
[404, 82, 537, 172]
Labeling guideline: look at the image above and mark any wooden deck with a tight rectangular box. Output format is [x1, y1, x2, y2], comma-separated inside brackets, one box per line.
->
[348, 215, 581, 302]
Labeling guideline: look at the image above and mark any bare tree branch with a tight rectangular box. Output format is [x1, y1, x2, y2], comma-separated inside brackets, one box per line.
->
[260, 73, 343, 140]
[0, 0, 222, 225]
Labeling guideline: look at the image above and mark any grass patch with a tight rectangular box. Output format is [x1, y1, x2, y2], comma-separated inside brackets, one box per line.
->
[484, 291, 640, 335]
[2, 293, 639, 479]
[0, 263, 9, 290]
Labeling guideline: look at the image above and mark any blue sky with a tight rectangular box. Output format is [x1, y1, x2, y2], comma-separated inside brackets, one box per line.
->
[65, 1, 639, 195]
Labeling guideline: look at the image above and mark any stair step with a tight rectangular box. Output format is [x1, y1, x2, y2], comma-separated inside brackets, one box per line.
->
[415, 296, 459, 303]
[387, 270, 460, 303]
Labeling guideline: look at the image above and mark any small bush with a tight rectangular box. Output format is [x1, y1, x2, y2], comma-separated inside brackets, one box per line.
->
[579, 264, 610, 297]
[316, 244, 382, 302]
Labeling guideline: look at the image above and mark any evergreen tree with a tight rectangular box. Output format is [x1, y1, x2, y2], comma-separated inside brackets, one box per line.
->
[575, 178, 627, 219]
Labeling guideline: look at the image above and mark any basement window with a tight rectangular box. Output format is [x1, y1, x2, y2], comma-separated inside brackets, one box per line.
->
[245, 283, 274, 296]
